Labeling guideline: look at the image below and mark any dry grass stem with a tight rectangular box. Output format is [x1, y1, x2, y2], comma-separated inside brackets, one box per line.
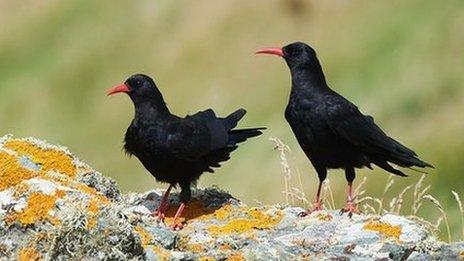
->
[423, 194, 451, 242]
[452, 191, 464, 241]
[378, 176, 395, 213]
[390, 185, 413, 214]
[270, 137, 292, 205]
[269, 139, 457, 242]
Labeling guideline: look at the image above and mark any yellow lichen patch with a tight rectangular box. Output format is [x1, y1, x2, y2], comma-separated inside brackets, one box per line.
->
[42, 173, 72, 187]
[227, 253, 245, 261]
[12, 182, 31, 198]
[219, 243, 232, 252]
[55, 190, 66, 198]
[77, 183, 109, 203]
[86, 197, 103, 229]
[4, 140, 76, 178]
[199, 256, 215, 261]
[212, 204, 234, 220]
[316, 213, 333, 222]
[135, 225, 152, 246]
[152, 245, 170, 261]
[18, 247, 41, 261]
[164, 199, 219, 225]
[87, 198, 100, 214]
[208, 208, 282, 235]
[76, 183, 98, 195]
[10, 191, 63, 226]
[363, 220, 402, 239]
[0, 151, 35, 191]
[189, 243, 204, 253]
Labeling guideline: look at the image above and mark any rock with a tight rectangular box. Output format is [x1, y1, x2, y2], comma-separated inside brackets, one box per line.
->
[0, 135, 462, 260]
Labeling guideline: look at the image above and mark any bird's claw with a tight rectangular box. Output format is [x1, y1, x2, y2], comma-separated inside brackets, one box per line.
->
[340, 202, 360, 218]
[170, 221, 184, 230]
[298, 202, 323, 217]
[150, 207, 168, 223]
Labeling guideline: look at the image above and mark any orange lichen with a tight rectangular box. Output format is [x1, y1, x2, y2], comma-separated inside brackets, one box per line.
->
[363, 220, 402, 239]
[85, 194, 110, 229]
[227, 253, 245, 261]
[55, 190, 66, 198]
[4, 140, 76, 177]
[199, 257, 215, 261]
[0, 151, 35, 190]
[18, 247, 41, 261]
[12, 182, 31, 198]
[87, 198, 100, 214]
[0, 139, 77, 191]
[9, 191, 64, 226]
[213, 204, 234, 220]
[316, 213, 333, 221]
[42, 173, 72, 187]
[218, 243, 232, 252]
[135, 225, 152, 246]
[208, 208, 282, 235]
[76, 183, 98, 195]
[152, 245, 170, 261]
[189, 244, 204, 253]
[164, 199, 219, 225]
[86, 197, 99, 229]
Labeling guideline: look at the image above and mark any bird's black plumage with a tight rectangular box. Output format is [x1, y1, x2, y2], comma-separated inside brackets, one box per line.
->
[257, 42, 432, 214]
[109, 74, 264, 225]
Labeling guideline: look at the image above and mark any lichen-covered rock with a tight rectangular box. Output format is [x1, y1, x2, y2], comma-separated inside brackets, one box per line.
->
[0, 135, 462, 260]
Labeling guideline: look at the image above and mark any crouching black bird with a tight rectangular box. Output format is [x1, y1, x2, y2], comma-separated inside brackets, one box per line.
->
[256, 42, 433, 216]
[107, 74, 264, 228]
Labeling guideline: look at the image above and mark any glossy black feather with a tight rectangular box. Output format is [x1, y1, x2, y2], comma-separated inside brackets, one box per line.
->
[121, 74, 264, 202]
[279, 42, 432, 182]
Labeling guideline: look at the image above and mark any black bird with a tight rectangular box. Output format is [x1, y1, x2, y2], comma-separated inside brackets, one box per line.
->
[256, 42, 432, 215]
[107, 74, 264, 228]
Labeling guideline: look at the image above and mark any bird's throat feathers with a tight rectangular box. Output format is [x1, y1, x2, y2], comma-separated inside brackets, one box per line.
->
[289, 59, 327, 92]
[133, 98, 170, 121]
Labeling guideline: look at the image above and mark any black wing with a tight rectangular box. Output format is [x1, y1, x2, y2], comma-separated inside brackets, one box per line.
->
[165, 109, 264, 169]
[325, 94, 432, 176]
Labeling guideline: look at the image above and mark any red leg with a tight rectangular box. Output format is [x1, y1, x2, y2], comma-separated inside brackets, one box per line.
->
[341, 182, 359, 217]
[312, 181, 323, 211]
[151, 185, 173, 221]
[299, 181, 323, 217]
[170, 202, 186, 230]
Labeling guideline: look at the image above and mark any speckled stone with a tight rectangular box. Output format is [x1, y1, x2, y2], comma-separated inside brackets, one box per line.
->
[0, 135, 462, 260]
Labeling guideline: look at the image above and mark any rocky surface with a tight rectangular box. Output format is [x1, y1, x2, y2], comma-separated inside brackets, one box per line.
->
[0, 135, 463, 260]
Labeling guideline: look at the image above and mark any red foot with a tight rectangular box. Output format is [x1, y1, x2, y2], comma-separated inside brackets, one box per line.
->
[150, 186, 173, 222]
[340, 202, 360, 218]
[298, 201, 323, 217]
[170, 221, 184, 230]
[168, 202, 186, 230]
[150, 205, 168, 222]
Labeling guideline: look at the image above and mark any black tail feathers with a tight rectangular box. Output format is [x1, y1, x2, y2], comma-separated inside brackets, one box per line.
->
[225, 109, 247, 129]
[228, 127, 266, 145]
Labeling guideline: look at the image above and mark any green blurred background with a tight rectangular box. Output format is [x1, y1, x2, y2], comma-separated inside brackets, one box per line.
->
[1, 0, 463, 240]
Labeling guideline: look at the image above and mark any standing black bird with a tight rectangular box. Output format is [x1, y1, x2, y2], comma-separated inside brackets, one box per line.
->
[256, 42, 432, 216]
[107, 74, 264, 228]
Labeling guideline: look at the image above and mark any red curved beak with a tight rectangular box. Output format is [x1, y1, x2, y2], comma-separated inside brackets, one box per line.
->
[255, 47, 284, 57]
[107, 83, 130, 96]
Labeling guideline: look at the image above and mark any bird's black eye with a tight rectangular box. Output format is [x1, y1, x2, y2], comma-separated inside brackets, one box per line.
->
[136, 80, 142, 86]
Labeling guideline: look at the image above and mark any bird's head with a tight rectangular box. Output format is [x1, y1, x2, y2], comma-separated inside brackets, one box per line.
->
[255, 42, 326, 85]
[255, 42, 318, 69]
[107, 74, 166, 106]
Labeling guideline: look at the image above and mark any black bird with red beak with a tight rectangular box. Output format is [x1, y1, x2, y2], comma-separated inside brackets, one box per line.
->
[256, 42, 432, 216]
[107, 74, 265, 228]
